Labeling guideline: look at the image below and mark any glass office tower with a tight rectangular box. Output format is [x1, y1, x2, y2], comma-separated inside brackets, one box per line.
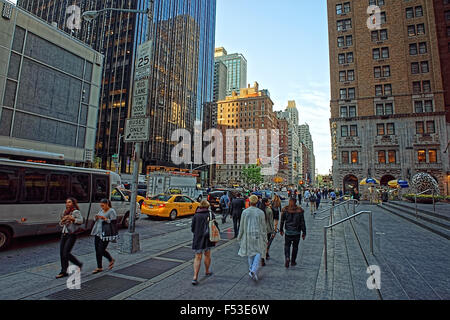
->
[142, 0, 216, 169]
[17, 0, 216, 174]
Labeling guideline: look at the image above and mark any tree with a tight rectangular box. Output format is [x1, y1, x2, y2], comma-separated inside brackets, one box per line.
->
[242, 165, 264, 187]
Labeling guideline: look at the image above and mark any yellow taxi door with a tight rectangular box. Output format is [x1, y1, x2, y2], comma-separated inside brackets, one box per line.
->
[183, 196, 195, 215]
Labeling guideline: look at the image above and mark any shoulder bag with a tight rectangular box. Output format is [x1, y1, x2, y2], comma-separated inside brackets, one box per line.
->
[208, 212, 221, 243]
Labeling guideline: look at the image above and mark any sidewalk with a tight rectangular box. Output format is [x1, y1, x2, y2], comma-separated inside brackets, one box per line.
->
[2, 200, 448, 300]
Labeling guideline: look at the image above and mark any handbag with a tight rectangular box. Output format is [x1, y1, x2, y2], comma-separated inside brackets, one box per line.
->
[208, 212, 221, 243]
[101, 220, 119, 242]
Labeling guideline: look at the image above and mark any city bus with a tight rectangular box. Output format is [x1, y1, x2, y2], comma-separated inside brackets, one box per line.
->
[0, 159, 140, 250]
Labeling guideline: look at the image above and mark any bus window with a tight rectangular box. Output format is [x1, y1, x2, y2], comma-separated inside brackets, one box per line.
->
[23, 170, 47, 203]
[71, 173, 90, 202]
[0, 167, 19, 203]
[92, 175, 108, 202]
[48, 173, 70, 202]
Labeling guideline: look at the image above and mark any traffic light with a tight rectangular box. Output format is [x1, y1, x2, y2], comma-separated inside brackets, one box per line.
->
[284, 157, 289, 165]
[299, 180, 304, 185]
[256, 158, 261, 166]
[294, 163, 297, 170]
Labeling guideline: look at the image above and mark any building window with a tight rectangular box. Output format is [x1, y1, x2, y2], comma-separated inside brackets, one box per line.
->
[340, 106, 348, 117]
[377, 123, 385, 135]
[417, 24, 425, 35]
[423, 81, 431, 93]
[429, 150, 437, 163]
[340, 89, 347, 99]
[409, 43, 418, 55]
[349, 106, 356, 117]
[346, 35, 353, 46]
[338, 36, 345, 47]
[388, 150, 396, 164]
[342, 151, 349, 164]
[411, 62, 420, 74]
[415, 6, 423, 17]
[348, 88, 355, 99]
[386, 123, 395, 135]
[374, 67, 382, 78]
[418, 150, 426, 163]
[406, 7, 414, 19]
[350, 125, 358, 136]
[421, 61, 429, 73]
[351, 151, 358, 164]
[413, 81, 422, 94]
[378, 151, 386, 164]
[338, 53, 345, 64]
[416, 121, 424, 134]
[419, 42, 427, 54]
[375, 85, 383, 97]
[340, 71, 346, 82]
[408, 25, 416, 36]
[341, 125, 348, 137]
[426, 121, 435, 133]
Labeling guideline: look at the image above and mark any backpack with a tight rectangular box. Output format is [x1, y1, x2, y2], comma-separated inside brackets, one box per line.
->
[309, 194, 316, 202]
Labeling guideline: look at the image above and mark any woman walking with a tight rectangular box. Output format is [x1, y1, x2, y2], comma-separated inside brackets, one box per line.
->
[261, 198, 276, 266]
[280, 198, 306, 268]
[91, 199, 117, 274]
[191, 200, 216, 285]
[309, 191, 317, 215]
[56, 198, 84, 279]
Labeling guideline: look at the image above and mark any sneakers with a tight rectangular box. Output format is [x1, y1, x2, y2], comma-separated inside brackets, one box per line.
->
[285, 258, 290, 268]
[55, 272, 68, 279]
[249, 271, 258, 281]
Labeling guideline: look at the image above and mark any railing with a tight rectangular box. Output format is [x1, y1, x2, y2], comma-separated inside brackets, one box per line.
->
[323, 210, 373, 271]
[314, 199, 360, 230]
[414, 188, 437, 217]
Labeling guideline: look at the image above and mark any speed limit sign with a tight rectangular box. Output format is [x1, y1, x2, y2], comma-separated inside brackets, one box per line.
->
[135, 40, 152, 80]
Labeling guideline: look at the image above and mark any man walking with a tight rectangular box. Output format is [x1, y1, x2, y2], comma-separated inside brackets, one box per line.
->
[237, 195, 267, 281]
[298, 191, 302, 205]
[230, 193, 245, 238]
[220, 192, 230, 224]
[303, 189, 310, 207]
[280, 198, 306, 268]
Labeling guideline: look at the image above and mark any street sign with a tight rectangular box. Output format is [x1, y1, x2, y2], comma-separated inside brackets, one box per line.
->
[131, 95, 148, 117]
[124, 117, 150, 142]
[134, 79, 149, 96]
[135, 40, 152, 80]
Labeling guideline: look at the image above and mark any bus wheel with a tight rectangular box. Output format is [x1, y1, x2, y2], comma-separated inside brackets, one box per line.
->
[122, 213, 130, 229]
[169, 210, 177, 221]
[0, 227, 12, 251]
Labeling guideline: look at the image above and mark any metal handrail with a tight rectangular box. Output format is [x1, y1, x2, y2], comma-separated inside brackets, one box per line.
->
[314, 199, 360, 222]
[413, 188, 437, 217]
[323, 210, 373, 271]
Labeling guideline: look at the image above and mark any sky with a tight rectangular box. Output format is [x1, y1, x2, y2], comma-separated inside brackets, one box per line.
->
[215, 0, 332, 175]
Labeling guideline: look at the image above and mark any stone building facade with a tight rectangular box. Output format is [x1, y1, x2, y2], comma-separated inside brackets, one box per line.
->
[328, 0, 450, 195]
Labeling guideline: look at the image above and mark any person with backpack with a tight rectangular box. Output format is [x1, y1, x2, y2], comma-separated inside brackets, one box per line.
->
[315, 190, 322, 211]
[56, 197, 84, 279]
[191, 200, 216, 285]
[309, 191, 317, 215]
[280, 198, 306, 268]
[330, 189, 337, 206]
[219, 192, 230, 224]
[261, 198, 277, 266]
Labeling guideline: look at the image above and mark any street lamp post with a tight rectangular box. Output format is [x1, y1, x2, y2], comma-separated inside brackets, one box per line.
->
[83, 1, 154, 254]
[271, 152, 288, 199]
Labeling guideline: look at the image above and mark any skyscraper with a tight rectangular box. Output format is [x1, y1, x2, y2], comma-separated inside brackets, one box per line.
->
[214, 47, 247, 96]
[18, 0, 217, 175]
[328, 0, 449, 194]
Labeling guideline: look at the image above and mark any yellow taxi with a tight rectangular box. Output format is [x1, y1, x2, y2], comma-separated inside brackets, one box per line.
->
[141, 194, 200, 220]
[117, 189, 147, 207]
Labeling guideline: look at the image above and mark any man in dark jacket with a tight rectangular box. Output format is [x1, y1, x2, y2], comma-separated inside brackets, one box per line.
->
[230, 193, 246, 238]
[279, 198, 306, 268]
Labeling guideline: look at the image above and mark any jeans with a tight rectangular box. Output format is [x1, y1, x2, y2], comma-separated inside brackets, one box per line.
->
[221, 207, 229, 221]
[94, 236, 113, 268]
[284, 234, 301, 262]
[248, 254, 261, 275]
[232, 215, 241, 237]
[60, 233, 82, 273]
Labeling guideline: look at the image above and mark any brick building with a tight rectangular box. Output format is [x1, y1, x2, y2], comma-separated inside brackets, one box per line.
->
[328, 0, 449, 195]
[214, 82, 285, 187]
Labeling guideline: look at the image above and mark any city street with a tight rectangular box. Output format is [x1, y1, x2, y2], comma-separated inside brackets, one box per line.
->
[1, 199, 450, 300]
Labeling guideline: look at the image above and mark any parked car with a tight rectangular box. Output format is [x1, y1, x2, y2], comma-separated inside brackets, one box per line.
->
[140, 194, 199, 220]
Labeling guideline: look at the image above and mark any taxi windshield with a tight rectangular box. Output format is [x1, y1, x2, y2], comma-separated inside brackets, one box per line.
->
[150, 195, 172, 202]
